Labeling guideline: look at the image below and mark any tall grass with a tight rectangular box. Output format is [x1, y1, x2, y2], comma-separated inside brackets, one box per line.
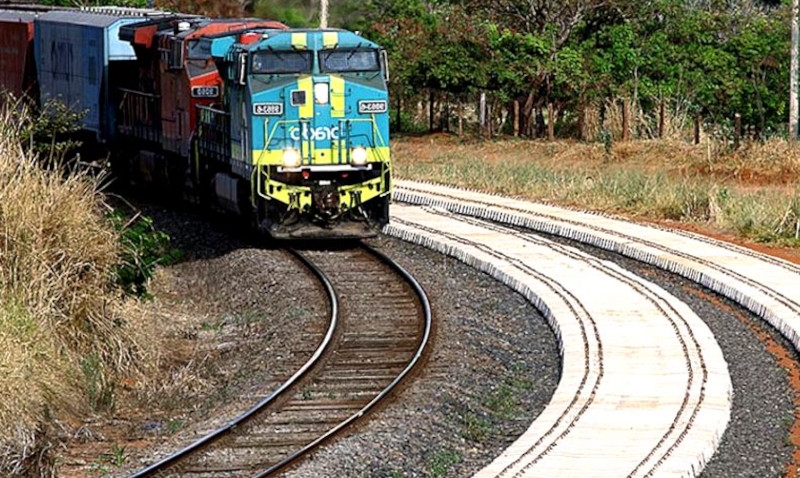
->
[394, 137, 800, 247]
[0, 105, 149, 475]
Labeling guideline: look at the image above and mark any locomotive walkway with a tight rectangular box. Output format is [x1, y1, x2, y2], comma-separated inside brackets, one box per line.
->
[386, 180, 800, 477]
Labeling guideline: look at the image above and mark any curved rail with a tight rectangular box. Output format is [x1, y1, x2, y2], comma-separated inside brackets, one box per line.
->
[253, 244, 432, 477]
[127, 249, 339, 478]
[128, 245, 432, 477]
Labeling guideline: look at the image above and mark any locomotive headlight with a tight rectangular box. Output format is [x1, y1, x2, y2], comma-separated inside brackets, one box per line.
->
[351, 147, 368, 166]
[282, 148, 301, 168]
[314, 82, 329, 105]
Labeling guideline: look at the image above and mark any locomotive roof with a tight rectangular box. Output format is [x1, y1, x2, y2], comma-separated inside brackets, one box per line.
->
[245, 28, 381, 50]
[203, 26, 379, 60]
[172, 18, 284, 40]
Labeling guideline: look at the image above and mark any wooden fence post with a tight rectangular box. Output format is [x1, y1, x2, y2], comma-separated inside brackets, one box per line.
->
[458, 100, 463, 137]
[694, 115, 701, 145]
[428, 90, 435, 133]
[479, 92, 486, 139]
[622, 100, 631, 141]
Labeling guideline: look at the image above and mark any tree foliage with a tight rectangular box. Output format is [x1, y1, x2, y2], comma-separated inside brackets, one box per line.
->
[367, 0, 794, 137]
[38, 0, 795, 137]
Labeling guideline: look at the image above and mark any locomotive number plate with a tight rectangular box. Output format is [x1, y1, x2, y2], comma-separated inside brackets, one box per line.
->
[191, 86, 219, 98]
[358, 100, 388, 114]
[253, 103, 284, 116]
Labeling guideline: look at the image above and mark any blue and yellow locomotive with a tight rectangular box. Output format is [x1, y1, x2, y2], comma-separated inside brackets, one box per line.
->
[198, 28, 392, 239]
[0, 5, 392, 241]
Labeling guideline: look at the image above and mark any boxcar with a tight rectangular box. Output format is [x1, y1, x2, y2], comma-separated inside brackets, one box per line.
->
[34, 8, 166, 140]
[0, 10, 37, 106]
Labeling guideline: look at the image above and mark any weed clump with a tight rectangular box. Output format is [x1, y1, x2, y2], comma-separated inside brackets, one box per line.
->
[0, 106, 154, 475]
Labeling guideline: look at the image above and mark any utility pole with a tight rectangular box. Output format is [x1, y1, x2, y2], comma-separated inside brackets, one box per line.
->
[320, 0, 329, 28]
[791, 0, 799, 140]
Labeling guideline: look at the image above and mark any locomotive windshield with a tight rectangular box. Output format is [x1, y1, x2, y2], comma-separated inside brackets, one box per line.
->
[252, 50, 313, 74]
[319, 49, 380, 73]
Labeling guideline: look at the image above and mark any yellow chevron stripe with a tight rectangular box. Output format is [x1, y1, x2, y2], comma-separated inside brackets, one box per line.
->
[330, 75, 345, 118]
[297, 76, 313, 118]
[291, 32, 307, 49]
[323, 31, 338, 48]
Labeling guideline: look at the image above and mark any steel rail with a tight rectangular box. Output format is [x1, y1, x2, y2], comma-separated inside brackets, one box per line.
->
[127, 249, 339, 478]
[252, 243, 433, 477]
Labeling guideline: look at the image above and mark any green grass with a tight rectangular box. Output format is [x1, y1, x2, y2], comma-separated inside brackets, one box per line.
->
[461, 411, 491, 442]
[428, 448, 461, 477]
[80, 354, 116, 413]
[482, 384, 518, 420]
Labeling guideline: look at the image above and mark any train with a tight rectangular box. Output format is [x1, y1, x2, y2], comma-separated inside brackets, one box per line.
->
[0, 5, 392, 240]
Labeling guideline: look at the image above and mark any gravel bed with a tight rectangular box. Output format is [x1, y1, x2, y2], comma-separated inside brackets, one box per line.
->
[282, 235, 561, 478]
[103, 205, 561, 478]
[285, 230, 797, 478]
[74, 206, 328, 476]
[88, 201, 798, 478]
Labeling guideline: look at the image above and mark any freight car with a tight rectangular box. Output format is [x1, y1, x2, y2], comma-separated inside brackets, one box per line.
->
[0, 5, 392, 240]
[0, 9, 37, 107]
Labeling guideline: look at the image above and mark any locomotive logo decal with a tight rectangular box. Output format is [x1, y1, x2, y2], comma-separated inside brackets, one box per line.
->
[289, 124, 339, 141]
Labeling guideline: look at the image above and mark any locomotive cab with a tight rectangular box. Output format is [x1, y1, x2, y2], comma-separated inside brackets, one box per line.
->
[205, 29, 392, 240]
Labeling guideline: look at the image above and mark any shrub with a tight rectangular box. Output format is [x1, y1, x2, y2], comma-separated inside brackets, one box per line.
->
[108, 211, 182, 298]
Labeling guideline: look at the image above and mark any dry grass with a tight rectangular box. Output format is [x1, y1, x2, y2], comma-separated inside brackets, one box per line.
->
[0, 106, 159, 475]
[393, 135, 800, 247]
[581, 98, 696, 142]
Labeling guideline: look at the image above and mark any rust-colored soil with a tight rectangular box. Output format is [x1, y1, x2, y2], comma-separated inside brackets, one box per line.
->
[681, 283, 800, 478]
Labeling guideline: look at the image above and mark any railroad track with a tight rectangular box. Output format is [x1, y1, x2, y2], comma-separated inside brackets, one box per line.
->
[385, 179, 800, 477]
[128, 244, 431, 477]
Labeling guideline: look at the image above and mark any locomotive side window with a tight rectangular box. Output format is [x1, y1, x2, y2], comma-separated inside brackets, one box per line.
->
[251, 50, 312, 74]
[319, 50, 380, 73]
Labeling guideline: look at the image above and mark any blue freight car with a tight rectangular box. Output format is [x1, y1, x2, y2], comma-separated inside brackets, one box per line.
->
[34, 8, 167, 140]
